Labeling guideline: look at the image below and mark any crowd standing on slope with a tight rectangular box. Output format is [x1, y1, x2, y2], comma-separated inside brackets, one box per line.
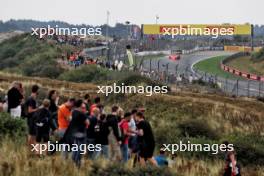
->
[0, 82, 160, 167]
[58, 51, 126, 72]
[0, 82, 241, 175]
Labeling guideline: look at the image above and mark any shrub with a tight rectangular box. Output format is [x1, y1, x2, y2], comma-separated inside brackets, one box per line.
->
[251, 47, 264, 61]
[0, 113, 27, 138]
[193, 78, 219, 89]
[59, 65, 141, 83]
[117, 74, 165, 87]
[256, 96, 264, 103]
[0, 33, 75, 78]
[58, 65, 108, 83]
[1, 48, 16, 58]
[193, 78, 207, 86]
[178, 119, 219, 140]
[226, 135, 264, 166]
[21, 53, 63, 78]
[235, 142, 264, 166]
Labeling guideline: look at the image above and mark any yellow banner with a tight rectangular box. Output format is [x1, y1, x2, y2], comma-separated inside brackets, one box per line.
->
[143, 24, 251, 37]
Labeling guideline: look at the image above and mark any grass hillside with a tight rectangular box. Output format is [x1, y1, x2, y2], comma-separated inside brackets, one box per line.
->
[193, 56, 243, 80]
[0, 34, 263, 176]
[0, 74, 264, 175]
[226, 47, 264, 76]
[0, 34, 146, 84]
[0, 33, 79, 78]
[226, 56, 264, 76]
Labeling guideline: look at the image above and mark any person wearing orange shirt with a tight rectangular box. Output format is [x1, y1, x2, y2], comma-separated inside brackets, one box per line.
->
[57, 98, 75, 138]
[90, 97, 101, 116]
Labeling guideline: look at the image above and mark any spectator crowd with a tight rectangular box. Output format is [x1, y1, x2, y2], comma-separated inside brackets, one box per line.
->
[0, 82, 166, 168]
[0, 82, 241, 176]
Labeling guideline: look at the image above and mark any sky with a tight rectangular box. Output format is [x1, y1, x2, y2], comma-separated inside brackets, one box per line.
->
[0, 0, 263, 26]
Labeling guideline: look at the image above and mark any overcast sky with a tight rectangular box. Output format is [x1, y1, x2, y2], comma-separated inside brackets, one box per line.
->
[0, 0, 263, 26]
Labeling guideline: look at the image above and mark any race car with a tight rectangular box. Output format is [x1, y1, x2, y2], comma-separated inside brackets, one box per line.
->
[169, 49, 182, 61]
[169, 54, 181, 61]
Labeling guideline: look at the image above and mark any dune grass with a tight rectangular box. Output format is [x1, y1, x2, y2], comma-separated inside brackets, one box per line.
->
[1, 73, 264, 175]
[226, 56, 264, 76]
[194, 56, 243, 80]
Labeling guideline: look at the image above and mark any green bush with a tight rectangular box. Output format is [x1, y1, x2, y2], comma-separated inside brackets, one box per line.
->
[0, 33, 75, 78]
[0, 113, 27, 138]
[21, 53, 64, 78]
[117, 74, 165, 87]
[178, 119, 219, 140]
[59, 65, 140, 83]
[226, 135, 264, 166]
[1, 48, 16, 58]
[58, 65, 108, 83]
[251, 47, 264, 61]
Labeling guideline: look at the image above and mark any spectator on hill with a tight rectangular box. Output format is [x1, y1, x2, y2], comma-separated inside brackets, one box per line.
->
[48, 90, 59, 128]
[57, 98, 75, 159]
[126, 45, 134, 70]
[97, 103, 105, 114]
[224, 150, 241, 176]
[0, 97, 4, 112]
[2, 96, 8, 112]
[155, 148, 168, 167]
[168, 153, 177, 168]
[83, 94, 91, 114]
[90, 97, 101, 116]
[48, 90, 59, 114]
[176, 74, 182, 82]
[25, 85, 39, 147]
[57, 98, 75, 138]
[94, 114, 110, 159]
[86, 108, 99, 159]
[135, 112, 157, 166]
[223, 142, 241, 176]
[78, 55, 85, 65]
[7, 82, 24, 118]
[106, 60, 111, 69]
[117, 107, 124, 122]
[189, 74, 193, 83]
[117, 61, 124, 71]
[107, 106, 122, 161]
[114, 60, 119, 70]
[128, 109, 138, 155]
[62, 100, 89, 167]
[119, 112, 133, 162]
[34, 99, 57, 155]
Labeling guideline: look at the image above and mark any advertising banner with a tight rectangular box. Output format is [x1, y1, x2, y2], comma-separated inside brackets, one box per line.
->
[142, 24, 251, 38]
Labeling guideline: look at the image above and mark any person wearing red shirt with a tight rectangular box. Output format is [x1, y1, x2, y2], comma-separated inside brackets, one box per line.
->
[119, 112, 133, 162]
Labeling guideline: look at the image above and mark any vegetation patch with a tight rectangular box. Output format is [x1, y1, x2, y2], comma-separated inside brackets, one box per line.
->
[194, 56, 243, 79]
